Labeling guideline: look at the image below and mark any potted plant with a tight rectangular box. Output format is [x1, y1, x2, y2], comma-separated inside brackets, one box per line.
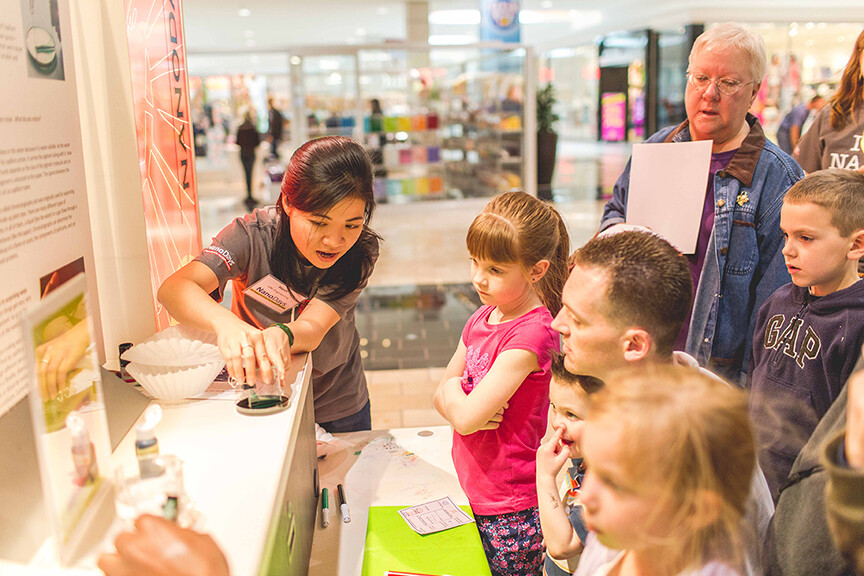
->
[536, 83, 560, 201]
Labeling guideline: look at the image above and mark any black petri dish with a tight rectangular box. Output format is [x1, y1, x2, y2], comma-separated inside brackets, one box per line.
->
[235, 395, 290, 416]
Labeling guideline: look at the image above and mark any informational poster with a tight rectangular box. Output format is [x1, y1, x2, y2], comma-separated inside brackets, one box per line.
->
[124, 0, 200, 329]
[0, 0, 97, 418]
[601, 92, 626, 142]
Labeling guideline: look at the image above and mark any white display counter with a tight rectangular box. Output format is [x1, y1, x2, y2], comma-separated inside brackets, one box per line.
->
[11, 353, 317, 576]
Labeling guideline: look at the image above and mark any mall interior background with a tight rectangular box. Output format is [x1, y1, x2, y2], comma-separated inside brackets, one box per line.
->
[181, 1, 864, 428]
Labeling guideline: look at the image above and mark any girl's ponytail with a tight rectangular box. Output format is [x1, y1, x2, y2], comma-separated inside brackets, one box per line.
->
[534, 214, 569, 314]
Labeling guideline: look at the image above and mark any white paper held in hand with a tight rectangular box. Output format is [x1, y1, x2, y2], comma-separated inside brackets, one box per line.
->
[626, 140, 713, 254]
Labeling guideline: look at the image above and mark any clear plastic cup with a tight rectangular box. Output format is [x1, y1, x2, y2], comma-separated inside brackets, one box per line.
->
[231, 374, 290, 415]
[114, 455, 189, 528]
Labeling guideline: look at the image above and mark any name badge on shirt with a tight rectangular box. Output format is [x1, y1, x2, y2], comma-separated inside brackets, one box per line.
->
[243, 274, 306, 314]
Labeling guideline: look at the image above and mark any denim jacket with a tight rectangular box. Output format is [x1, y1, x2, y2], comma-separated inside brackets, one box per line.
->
[600, 115, 803, 384]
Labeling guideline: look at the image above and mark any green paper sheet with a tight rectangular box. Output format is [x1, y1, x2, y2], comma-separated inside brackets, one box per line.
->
[362, 505, 492, 576]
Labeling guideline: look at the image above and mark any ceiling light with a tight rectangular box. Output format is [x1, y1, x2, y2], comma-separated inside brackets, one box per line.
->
[238, 8, 251, 17]
[355, 27, 367, 36]
[540, 0, 553, 7]
[429, 34, 477, 45]
[377, 6, 388, 16]
[788, 28, 798, 37]
[290, 56, 302, 66]
[520, 10, 573, 24]
[429, 10, 481, 26]
[569, 10, 602, 30]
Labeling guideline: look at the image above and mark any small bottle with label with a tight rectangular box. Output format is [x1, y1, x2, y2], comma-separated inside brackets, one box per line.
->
[135, 404, 163, 478]
[67, 411, 98, 487]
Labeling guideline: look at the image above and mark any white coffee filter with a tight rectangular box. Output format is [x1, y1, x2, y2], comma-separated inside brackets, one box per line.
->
[126, 361, 225, 403]
[121, 326, 222, 367]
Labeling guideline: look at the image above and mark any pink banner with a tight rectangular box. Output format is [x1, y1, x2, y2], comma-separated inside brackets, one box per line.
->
[124, 0, 201, 329]
[601, 92, 626, 142]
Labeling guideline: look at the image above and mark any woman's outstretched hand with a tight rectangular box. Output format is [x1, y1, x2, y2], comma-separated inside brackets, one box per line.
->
[213, 317, 274, 386]
[262, 324, 291, 384]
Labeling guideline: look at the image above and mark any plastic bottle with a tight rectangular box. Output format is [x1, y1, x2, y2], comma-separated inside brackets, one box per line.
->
[67, 411, 98, 487]
[135, 404, 163, 478]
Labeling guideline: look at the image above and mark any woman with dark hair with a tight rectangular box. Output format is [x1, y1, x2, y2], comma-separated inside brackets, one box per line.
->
[795, 29, 864, 173]
[158, 136, 380, 432]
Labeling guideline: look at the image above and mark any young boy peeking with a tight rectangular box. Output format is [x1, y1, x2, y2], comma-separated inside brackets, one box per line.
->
[536, 354, 603, 575]
[749, 168, 864, 498]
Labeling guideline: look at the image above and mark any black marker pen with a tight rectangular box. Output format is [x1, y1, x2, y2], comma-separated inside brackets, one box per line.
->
[338, 483, 351, 523]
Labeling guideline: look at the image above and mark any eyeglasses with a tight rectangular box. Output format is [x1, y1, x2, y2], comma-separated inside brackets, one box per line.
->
[686, 73, 756, 96]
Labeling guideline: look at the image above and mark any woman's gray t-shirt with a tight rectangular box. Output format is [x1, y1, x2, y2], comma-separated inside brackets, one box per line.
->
[194, 206, 377, 422]
[794, 105, 864, 173]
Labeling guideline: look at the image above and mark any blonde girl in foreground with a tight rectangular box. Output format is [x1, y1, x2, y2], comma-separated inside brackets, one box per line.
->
[575, 365, 756, 576]
[434, 191, 570, 575]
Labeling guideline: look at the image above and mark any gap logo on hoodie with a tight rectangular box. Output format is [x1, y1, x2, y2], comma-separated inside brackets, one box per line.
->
[763, 314, 822, 368]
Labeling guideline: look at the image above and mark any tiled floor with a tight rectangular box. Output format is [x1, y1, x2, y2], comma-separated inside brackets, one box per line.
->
[366, 367, 449, 429]
[197, 138, 618, 428]
[357, 283, 481, 370]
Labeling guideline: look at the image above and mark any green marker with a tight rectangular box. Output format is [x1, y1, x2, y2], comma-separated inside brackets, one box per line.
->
[321, 487, 330, 528]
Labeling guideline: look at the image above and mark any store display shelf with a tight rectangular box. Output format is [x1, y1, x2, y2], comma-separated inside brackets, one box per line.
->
[366, 129, 442, 136]
[308, 127, 356, 137]
[374, 161, 444, 169]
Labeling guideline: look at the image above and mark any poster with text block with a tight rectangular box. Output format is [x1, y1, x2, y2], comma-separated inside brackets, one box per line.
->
[0, 0, 97, 418]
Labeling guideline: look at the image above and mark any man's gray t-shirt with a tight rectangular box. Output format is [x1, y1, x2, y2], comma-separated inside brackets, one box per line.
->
[194, 206, 377, 422]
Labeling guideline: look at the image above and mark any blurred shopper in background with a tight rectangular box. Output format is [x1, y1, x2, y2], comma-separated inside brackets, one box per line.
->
[776, 95, 826, 155]
[795, 28, 864, 173]
[235, 108, 260, 212]
[267, 97, 284, 161]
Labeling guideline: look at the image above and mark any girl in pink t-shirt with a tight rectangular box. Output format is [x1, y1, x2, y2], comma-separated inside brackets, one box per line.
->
[433, 191, 570, 575]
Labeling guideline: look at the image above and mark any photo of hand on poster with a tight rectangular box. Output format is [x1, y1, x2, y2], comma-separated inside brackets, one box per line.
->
[36, 258, 95, 432]
[22, 272, 112, 565]
[20, 0, 65, 80]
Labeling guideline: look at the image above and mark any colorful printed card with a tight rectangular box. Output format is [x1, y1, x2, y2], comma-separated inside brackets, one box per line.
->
[398, 496, 474, 535]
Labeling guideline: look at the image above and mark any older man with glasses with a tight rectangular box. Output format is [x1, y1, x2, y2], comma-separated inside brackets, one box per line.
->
[600, 22, 804, 385]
